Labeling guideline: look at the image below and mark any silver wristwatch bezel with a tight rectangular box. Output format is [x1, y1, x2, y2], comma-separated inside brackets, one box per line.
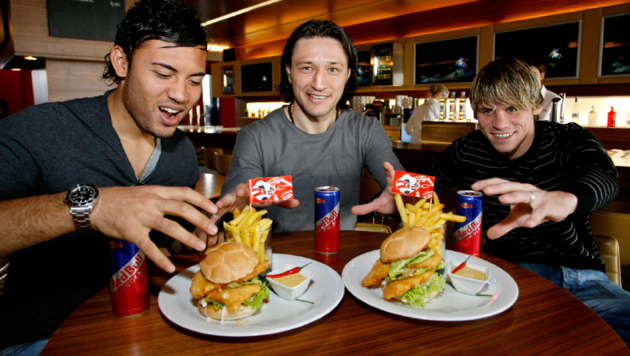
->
[64, 184, 99, 230]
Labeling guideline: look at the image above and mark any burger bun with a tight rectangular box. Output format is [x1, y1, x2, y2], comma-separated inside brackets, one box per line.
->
[198, 304, 255, 321]
[380, 226, 431, 263]
[199, 241, 258, 284]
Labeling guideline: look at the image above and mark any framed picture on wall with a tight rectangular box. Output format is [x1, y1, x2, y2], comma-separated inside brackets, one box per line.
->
[47, 0, 124, 41]
[241, 62, 273, 93]
[356, 50, 371, 87]
[222, 66, 234, 95]
[414, 36, 478, 84]
[494, 21, 581, 80]
[599, 13, 630, 77]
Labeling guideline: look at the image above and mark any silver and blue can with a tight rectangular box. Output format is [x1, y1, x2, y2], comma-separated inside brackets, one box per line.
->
[453, 190, 483, 257]
[314, 186, 340, 254]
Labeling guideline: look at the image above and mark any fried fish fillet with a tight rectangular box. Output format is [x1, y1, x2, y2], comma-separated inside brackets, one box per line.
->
[361, 258, 391, 288]
[204, 284, 262, 312]
[190, 261, 269, 299]
[409, 253, 442, 269]
[382, 270, 434, 300]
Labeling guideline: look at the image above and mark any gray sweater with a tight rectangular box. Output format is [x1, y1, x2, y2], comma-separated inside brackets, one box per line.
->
[221, 108, 404, 232]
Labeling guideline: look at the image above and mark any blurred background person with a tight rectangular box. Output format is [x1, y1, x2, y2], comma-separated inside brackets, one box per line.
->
[528, 59, 564, 122]
[405, 84, 449, 144]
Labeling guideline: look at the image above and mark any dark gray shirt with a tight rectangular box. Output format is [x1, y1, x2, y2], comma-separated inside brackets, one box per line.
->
[0, 91, 199, 348]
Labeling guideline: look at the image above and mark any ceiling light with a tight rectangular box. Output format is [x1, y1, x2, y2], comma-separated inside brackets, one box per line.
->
[11, 68, 21, 71]
[201, 0, 283, 27]
[207, 44, 230, 52]
[24, 56, 37, 60]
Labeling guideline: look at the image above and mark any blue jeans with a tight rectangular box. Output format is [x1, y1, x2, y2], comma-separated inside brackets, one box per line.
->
[0, 339, 48, 356]
[516, 262, 630, 348]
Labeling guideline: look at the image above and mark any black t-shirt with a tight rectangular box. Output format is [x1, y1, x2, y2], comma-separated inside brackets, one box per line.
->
[425, 121, 617, 271]
[0, 91, 199, 348]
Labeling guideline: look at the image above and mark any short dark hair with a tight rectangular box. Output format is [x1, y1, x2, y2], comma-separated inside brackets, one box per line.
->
[102, 0, 207, 85]
[277, 20, 358, 107]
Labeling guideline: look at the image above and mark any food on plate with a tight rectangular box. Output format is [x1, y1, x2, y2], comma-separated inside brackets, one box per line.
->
[190, 241, 270, 320]
[361, 226, 445, 307]
[453, 266, 486, 281]
[223, 206, 273, 262]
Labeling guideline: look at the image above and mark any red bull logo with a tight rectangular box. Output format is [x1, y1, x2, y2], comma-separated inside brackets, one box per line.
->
[460, 203, 472, 209]
[108, 240, 123, 249]
[316, 198, 325, 204]
[454, 214, 482, 242]
[110, 251, 146, 293]
[315, 205, 339, 234]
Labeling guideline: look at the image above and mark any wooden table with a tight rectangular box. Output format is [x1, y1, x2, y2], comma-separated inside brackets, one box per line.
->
[195, 173, 225, 202]
[41, 231, 629, 355]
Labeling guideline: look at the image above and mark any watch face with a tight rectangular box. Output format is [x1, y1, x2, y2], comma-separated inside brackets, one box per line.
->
[68, 185, 98, 206]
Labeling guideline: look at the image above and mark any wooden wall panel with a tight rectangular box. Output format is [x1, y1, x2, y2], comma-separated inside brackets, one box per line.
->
[46, 60, 112, 103]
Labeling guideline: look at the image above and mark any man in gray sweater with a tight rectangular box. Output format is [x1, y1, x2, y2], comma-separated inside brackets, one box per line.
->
[212, 20, 404, 233]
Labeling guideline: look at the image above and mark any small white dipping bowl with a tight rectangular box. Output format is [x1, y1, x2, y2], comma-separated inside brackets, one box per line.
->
[266, 263, 314, 301]
[446, 259, 490, 295]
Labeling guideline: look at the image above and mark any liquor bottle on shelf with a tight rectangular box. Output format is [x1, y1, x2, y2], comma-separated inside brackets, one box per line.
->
[607, 107, 616, 127]
[571, 97, 579, 123]
[449, 92, 457, 120]
[588, 106, 597, 126]
[439, 93, 446, 120]
[458, 92, 466, 120]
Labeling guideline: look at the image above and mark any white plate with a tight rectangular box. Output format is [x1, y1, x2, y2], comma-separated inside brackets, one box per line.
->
[342, 250, 518, 321]
[158, 254, 344, 337]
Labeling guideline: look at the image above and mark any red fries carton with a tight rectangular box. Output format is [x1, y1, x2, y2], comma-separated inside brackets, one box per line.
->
[392, 171, 435, 199]
[248, 176, 294, 204]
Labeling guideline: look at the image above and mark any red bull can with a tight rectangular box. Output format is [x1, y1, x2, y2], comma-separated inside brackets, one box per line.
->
[314, 186, 340, 254]
[453, 190, 483, 257]
[109, 239, 149, 316]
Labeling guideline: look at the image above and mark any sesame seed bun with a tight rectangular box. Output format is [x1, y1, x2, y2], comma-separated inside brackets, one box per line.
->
[380, 226, 431, 263]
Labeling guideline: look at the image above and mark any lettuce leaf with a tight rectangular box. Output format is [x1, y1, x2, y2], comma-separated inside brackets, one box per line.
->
[387, 249, 435, 281]
[243, 283, 270, 310]
[397, 273, 445, 308]
[226, 275, 262, 289]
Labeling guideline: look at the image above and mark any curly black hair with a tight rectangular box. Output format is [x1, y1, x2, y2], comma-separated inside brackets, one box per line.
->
[276, 20, 358, 108]
[102, 0, 207, 85]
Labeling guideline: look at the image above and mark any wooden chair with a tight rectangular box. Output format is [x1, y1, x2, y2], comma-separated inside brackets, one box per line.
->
[590, 211, 630, 287]
[355, 222, 392, 234]
[593, 235, 622, 287]
[215, 153, 232, 176]
[203, 147, 223, 171]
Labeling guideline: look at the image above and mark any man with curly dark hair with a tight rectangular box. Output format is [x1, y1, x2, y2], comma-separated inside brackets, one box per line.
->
[0, 1, 220, 354]
[213, 20, 404, 233]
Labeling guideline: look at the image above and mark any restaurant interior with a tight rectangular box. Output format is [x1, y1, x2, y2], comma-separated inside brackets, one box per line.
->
[1, 0, 630, 353]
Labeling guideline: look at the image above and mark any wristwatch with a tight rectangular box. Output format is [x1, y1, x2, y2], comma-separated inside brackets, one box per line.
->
[64, 184, 99, 230]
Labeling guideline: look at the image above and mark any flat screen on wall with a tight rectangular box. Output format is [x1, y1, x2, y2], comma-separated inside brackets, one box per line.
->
[47, 0, 124, 41]
[241, 62, 273, 93]
[494, 22, 580, 79]
[356, 50, 371, 87]
[415, 36, 478, 84]
[600, 13, 630, 77]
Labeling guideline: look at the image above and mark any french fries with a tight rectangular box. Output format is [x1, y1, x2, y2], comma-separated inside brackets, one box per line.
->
[223, 206, 272, 262]
[395, 192, 465, 256]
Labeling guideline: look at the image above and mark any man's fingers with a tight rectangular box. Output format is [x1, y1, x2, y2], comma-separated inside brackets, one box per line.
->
[151, 215, 207, 251]
[276, 199, 300, 209]
[126, 227, 176, 273]
[156, 199, 217, 235]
